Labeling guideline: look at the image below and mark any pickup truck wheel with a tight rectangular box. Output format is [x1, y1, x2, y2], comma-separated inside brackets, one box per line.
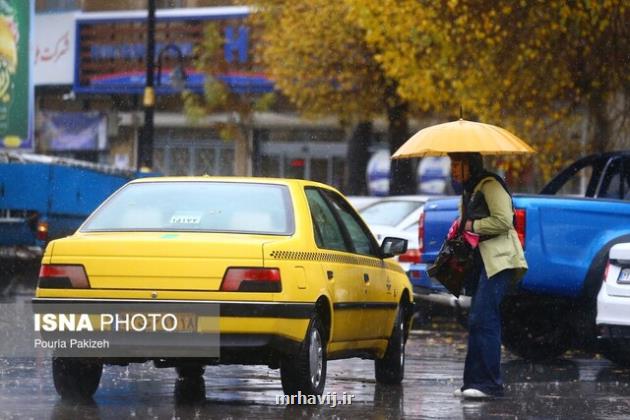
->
[602, 343, 630, 368]
[52, 357, 102, 400]
[280, 315, 327, 396]
[375, 307, 406, 384]
[501, 296, 570, 361]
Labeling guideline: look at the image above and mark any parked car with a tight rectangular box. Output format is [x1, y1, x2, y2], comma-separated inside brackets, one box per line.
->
[597, 242, 630, 367]
[360, 195, 428, 232]
[369, 223, 418, 272]
[359, 196, 434, 269]
[34, 177, 413, 399]
[410, 151, 630, 361]
[345, 195, 382, 211]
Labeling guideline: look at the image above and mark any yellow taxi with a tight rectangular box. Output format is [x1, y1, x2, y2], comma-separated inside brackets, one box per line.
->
[34, 177, 413, 399]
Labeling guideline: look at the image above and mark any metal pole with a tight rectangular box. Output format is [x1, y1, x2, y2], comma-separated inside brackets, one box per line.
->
[138, 0, 156, 171]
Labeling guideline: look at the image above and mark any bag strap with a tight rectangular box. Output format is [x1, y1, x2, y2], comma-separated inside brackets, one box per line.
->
[465, 174, 517, 235]
[487, 174, 517, 227]
[458, 191, 470, 236]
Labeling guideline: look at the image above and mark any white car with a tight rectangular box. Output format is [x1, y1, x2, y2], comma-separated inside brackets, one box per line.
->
[360, 196, 433, 271]
[596, 242, 630, 367]
[360, 196, 429, 232]
[345, 196, 382, 211]
[368, 223, 419, 272]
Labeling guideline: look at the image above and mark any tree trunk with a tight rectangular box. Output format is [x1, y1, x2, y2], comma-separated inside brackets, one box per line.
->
[344, 121, 372, 195]
[386, 93, 415, 195]
[233, 125, 252, 176]
[588, 91, 610, 154]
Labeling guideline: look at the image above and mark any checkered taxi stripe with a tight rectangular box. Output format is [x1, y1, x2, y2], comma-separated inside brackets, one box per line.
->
[269, 250, 405, 274]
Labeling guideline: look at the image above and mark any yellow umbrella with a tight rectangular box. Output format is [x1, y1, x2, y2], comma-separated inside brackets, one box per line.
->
[392, 119, 536, 159]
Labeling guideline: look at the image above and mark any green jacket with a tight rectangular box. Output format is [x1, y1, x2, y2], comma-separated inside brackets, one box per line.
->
[461, 176, 528, 281]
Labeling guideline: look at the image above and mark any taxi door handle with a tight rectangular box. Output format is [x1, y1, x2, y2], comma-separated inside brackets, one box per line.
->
[327, 270, 334, 280]
[363, 273, 369, 283]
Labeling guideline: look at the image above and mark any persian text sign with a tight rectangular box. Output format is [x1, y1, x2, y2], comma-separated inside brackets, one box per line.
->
[33, 12, 75, 85]
[0, 1, 32, 150]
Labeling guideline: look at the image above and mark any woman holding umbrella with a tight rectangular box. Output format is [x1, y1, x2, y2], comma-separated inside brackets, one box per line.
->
[449, 151, 527, 398]
[393, 119, 532, 399]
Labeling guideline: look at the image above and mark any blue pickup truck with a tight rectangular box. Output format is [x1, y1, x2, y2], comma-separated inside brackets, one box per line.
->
[0, 152, 149, 289]
[410, 151, 630, 360]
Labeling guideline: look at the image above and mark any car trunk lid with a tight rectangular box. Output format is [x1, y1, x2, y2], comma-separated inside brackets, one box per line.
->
[49, 232, 278, 291]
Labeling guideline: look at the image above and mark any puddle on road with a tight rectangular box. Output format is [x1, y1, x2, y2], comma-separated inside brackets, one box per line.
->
[1, 322, 630, 419]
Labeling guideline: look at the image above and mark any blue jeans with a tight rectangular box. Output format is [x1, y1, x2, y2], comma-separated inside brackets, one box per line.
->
[463, 266, 512, 396]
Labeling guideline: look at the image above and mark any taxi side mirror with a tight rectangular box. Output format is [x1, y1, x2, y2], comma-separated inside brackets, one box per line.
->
[380, 237, 408, 258]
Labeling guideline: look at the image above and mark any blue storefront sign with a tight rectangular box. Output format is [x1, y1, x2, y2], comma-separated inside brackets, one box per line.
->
[74, 7, 273, 95]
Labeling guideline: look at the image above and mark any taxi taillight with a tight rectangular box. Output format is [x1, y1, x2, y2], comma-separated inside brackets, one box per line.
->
[38, 264, 90, 289]
[221, 268, 281, 292]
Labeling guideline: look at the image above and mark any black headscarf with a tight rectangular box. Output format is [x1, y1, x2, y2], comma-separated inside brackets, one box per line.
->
[449, 152, 485, 197]
[450, 152, 512, 207]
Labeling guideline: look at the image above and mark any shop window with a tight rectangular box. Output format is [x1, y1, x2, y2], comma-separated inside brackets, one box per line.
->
[261, 156, 282, 178]
[310, 158, 329, 185]
[219, 149, 234, 176]
[170, 148, 191, 176]
[153, 148, 166, 175]
[195, 149, 216, 175]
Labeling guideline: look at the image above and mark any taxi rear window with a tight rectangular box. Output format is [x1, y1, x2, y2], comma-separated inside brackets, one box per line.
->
[81, 182, 294, 235]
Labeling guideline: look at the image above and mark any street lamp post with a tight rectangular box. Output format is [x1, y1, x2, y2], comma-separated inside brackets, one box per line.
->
[138, 0, 156, 171]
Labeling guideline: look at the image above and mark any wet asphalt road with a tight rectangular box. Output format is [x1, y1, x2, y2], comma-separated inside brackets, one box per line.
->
[2, 290, 630, 419]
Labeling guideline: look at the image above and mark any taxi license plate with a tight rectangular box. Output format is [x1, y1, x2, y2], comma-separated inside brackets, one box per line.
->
[618, 268, 630, 284]
[167, 313, 197, 332]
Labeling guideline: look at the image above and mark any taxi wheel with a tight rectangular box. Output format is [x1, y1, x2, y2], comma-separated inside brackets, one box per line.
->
[375, 307, 405, 384]
[280, 316, 327, 396]
[176, 365, 205, 379]
[52, 357, 102, 400]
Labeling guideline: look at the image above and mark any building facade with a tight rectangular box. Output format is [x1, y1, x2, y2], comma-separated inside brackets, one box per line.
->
[34, 1, 352, 190]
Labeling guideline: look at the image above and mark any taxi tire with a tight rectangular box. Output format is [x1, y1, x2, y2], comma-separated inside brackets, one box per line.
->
[175, 372, 206, 403]
[52, 357, 102, 400]
[176, 365, 205, 379]
[375, 307, 405, 385]
[280, 315, 327, 396]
